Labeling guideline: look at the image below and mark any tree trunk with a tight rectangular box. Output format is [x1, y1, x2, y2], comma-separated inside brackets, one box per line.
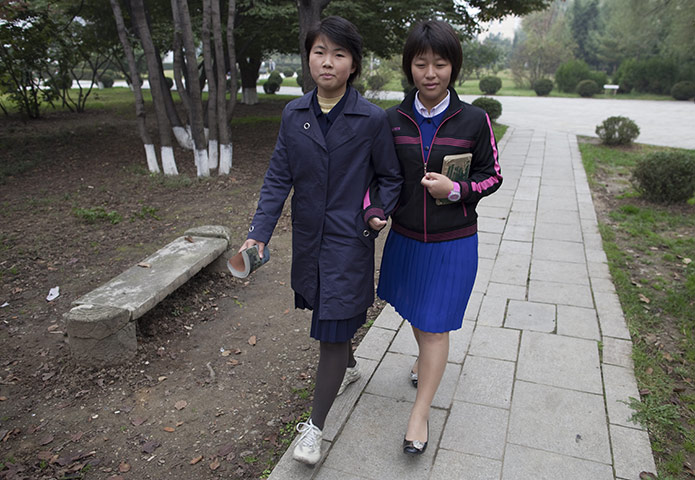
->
[170, 0, 193, 150]
[297, 0, 331, 93]
[216, 0, 234, 174]
[110, 0, 160, 173]
[225, 0, 237, 121]
[239, 56, 260, 105]
[129, 0, 178, 175]
[202, 0, 218, 170]
[177, 0, 210, 177]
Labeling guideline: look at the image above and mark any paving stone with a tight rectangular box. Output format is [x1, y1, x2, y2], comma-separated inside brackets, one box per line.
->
[505, 300, 556, 332]
[481, 192, 513, 209]
[449, 321, 475, 364]
[537, 195, 578, 212]
[502, 224, 534, 242]
[365, 352, 460, 409]
[354, 326, 395, 361]
[590, 276, 617, 293]
[476, 295, 507, 327]
[478, 242, 499, 259]
[371, 304, 402, 331]
[498, 240, 532, 256]
[490, 254, 531, 286]
[468, 326, 519, 362]
[478, 232, 502, 245]
[557, 305, 600, 340]
[587, 260, 612, 279]
[603, 364, 643, 429]
[509, 199, 537, 214]
[473, 258, 494, 293]
[315, 466, 371, 480]
[517, 331, 602, 394]
[528, 279, 594, 308]
[594, 292, 631, 339]
[537, 209, 580, 226]
[610, 424, 658, 479]
[389, 326, 417, 356]
[485, 282, 526, 300]
[440, 401, 508, 459]
[267, 437, 333, 480]
[430, 449, 501, 480]
[533, 238, 586, 263]
[464, 292, 483, 322]
[602, 337, 635, 368]
[501, 444, 613, 480]
[508, 381, 611, 464]
[534, 222, 582, 242]
[530, 259, 589, 285]
[321, 393, 446, 480]
[477, 205, 510, 219]
[585, 248, 608, 263]
[479, 217, 506, 234]
[456, 356, 515, 409]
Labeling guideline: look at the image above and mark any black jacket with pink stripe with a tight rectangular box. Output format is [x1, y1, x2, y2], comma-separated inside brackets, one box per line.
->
[385, 87, 503, 243]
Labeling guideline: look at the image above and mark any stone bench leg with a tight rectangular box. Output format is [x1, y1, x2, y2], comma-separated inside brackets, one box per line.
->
[65, 304, 136, 367]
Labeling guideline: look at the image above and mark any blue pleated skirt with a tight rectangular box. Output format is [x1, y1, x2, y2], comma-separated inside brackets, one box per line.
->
[377, 230, 478, 333]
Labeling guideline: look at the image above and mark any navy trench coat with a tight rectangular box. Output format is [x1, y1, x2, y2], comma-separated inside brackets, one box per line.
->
[247, 87, 402, 320]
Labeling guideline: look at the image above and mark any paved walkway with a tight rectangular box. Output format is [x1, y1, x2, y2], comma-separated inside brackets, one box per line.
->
[268, 127, 657, 480]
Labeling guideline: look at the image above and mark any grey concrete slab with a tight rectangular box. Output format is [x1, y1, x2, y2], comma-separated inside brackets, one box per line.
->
[477, 205, 510, 219]
[372, 304, 403, 331]
[478, 232, 502, 245]
[533, 238, 586, 263]
[505, 300, 556, 332]
[556, 305, 600, 340]
[505, 211, 536, 226]
[478, 242, 500, 259]
[268, 437, 333, 480]
[473, 257, 494, 293]
[517, 331, 602, 394]
[321, 393, 446, 480]
[464, 291, 484, 322]
[534, 221, 582, 242]
[509, 199, 537, 214]
[478, 216, 506, 234]
[610, 424, 658, 479]
[449, 321, 475, 364]
[364, 352, 460, 409]
[498, 240, 532, 256]
[490, 254, 531, 286]
[501, 444, 614, 480]
[530, 258, 590, 285]
[528, 279, 594, 308]
[602, 337, 635, 368]
[389, 325, 418, 356]
[354, 326, 395, 361]
[603, 364, 643, 429]
[585, 248, 609, 264]
[485, 282, 526, 300]
[468, 325, 520, 362]
[536, 208, 580, 226]
[587, 260, 612, 279]
[594, 291, 631, 339]
[430, 450, 501, 480]
[315, 466, 372, 480]
[456, 355, 515, 409]
[502, 223, 534, 242]
[440, 401, 509, 460]
[508, 381, 611, 464]
[590, 276, 618, 293]
[476, 294, 507, 327]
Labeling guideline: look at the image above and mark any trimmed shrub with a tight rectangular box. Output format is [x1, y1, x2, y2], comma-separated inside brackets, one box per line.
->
[671, 81, 695, 101]
[632, 151, 695, 204]
[472, 97, 502, 121]
[268, 70, 283, 85]
[588, 70, 608, 91]
[263, 79, 280, 94]
[614, 57, 679, 94]
[366, 72, 388, 92]
[533, 78, 553, 96]
[99, 72, 115, 88]
[479, 76, 502, 95]
[283, 68, 295, 78]
[577, 79, 599, 97]
[555, 59, 591, 93]
[595, 116, 640, 145]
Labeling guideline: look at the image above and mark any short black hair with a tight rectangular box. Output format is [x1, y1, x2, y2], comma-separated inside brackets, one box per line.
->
[305, 16, 363, 84]
[402, 20, 462, 86]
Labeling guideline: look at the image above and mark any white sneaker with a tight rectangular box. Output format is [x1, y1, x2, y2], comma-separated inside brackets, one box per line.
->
[293, 418, 323, 465]
[337, 365, 361, 396]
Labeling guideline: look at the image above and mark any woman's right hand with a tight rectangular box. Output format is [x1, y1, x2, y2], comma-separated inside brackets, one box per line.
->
[239, 239, 266, 258]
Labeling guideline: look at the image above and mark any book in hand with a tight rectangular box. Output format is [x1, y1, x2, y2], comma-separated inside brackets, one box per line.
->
[436, 153, 472, 206]
[227, 245, 270, 278]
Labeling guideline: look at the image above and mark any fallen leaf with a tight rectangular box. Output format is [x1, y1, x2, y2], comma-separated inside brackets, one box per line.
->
[248, 335, 257, 346]
[42, 372, 55, 381]
[158, 376, 167, 382]
[684, 257, 692, 265]
[638, 293, 650, 304]
[184, 236, 194, 243]
[283, 308, 289, 314]
[227, 359, 239, 366]
[639, 388, 651, 396]
[221, 350, 231, 357]
[37, 451, 53, 461]
[0, 396, 6, 401]
[47, 324, 59, 332]
[209, 457, 221, 470]
[141, 440, 160, 454]
[176, 421, 184, 427]
[663, 352, 675, 362]
[217, 442, 235, 457]
[118, 462, 131, 473]
[130, 416, 147, 426]
[71, 431, 84, 442]
[190, 455, 203, 465]
[137, 262, 151, 268]
[39, 434, 54, 446]
[645, 367, 653, 375]
[163, 427, 175, 432]
[174, 400, 187, 410]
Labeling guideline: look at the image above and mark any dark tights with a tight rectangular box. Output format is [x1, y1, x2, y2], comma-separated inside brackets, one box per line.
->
[311, 339, 357, 430]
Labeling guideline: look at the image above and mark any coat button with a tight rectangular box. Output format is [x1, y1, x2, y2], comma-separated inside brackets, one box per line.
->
[303, 122, 310, 130]
[362, 229, 370, 237]
[248, 225, 255, 232]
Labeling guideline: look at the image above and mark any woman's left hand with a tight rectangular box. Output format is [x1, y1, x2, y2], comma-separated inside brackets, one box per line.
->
[420, 172, 454, 199]
[368, 217, 387, 231]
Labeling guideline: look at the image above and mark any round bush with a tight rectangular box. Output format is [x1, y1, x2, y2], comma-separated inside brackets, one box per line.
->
[268, 70, 283, 85]
[366, 72, 388, 92]
[671, 81, 695, 101]
[479, 76, 502, 95]
[595, 116, 640, 145]
[632, 151, 695, 204]
[283, 68, 295, 78]
[555, 59, 591, 93]
[263, 79, 280, 94]
[472, 97, 502, 121]
[533, 78, 553, 96]
[577, 79, 599, 97]
[99, 72, 115, 88]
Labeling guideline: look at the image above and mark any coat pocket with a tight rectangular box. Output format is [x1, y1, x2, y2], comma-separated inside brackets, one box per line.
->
[354, 211, 378, 248]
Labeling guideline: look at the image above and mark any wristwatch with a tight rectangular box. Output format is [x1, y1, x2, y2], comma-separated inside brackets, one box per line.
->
[447, 182, 461, 202]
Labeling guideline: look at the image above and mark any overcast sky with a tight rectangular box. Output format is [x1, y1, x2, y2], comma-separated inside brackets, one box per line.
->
[478, 15, 520, 40]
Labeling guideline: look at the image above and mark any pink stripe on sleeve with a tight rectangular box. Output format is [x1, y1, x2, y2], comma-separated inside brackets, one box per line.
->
[363, 189, 370, 209]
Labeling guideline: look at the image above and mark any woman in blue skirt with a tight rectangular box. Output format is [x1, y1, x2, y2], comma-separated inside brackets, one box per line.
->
[378, 20, 503, 455]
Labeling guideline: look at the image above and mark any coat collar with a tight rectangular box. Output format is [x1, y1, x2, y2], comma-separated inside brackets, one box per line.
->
[290, 86, 370, 117]
[398, 86, 463, 119]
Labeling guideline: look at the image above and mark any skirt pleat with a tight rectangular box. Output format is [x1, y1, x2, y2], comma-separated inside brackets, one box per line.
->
[377, 230, 478, 333]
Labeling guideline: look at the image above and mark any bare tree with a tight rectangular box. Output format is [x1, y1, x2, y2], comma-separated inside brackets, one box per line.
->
[217, 0, 235, 174]
[129, 0, 179, 174]
[109, 0, 160, 173]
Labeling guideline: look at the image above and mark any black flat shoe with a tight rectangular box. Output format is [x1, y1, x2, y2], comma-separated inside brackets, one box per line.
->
[409, 370, 418, 388]
[403, 421, 428, 455]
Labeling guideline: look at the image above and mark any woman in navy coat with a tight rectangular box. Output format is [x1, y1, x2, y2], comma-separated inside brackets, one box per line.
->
[239, 16, 402, 465]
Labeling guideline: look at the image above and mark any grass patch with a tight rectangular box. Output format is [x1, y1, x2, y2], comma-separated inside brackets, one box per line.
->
[72, 206, 122, 224]
[579, 138, 695, 478]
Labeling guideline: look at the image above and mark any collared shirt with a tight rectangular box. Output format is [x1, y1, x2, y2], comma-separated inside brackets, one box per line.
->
[312, 86, 350, 138]
[414, 90, 450, 118]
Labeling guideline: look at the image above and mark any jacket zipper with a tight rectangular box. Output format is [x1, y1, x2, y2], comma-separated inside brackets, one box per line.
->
[397, 108, 462, 242]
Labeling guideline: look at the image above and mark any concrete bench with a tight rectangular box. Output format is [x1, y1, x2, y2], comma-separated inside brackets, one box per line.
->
[64, 225, 231, 367]
[604, 84, 619, 95]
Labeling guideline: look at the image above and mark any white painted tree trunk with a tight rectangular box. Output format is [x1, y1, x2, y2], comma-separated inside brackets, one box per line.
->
[208, 139, 219, 169]
[242, 88, 258, 105]
[194, 149, 210, 177]
[144, 144, 160, 173]
[173, 125, 193, 149]
[219, 143, 232, 175]
[161, 146, 178, 175]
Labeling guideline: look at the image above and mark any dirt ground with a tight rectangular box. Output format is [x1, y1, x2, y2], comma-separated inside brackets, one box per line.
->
[0, 97, 381, 479]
